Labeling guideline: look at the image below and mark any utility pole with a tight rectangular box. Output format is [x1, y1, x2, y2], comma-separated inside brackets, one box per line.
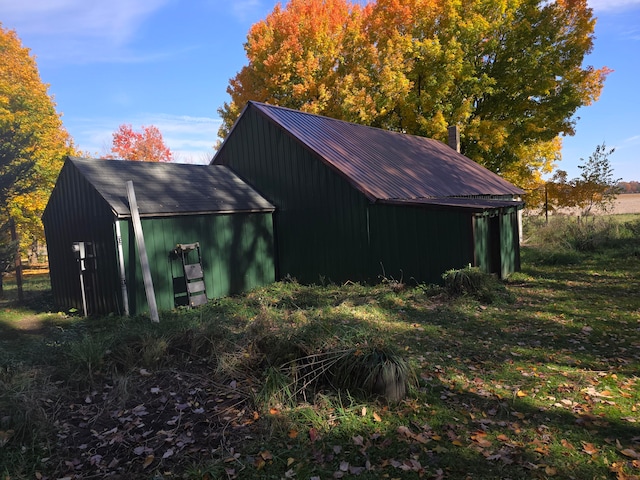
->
[545, 183, 549, 224]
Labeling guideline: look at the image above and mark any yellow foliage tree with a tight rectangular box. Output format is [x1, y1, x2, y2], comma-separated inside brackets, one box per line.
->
[219, 0, 609, 188]
[0, 24, 75, 262]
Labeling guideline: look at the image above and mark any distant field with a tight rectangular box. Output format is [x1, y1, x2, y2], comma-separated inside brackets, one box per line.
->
[613, 193, 640, 214]
[536, 193, 640, 216]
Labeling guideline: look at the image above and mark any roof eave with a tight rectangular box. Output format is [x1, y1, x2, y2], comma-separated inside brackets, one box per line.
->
[378, 197, 525, 213]
[114, 206, 276, 220]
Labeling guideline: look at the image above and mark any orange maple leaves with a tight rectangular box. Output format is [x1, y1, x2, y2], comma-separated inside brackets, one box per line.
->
[107, 124, 173, 163]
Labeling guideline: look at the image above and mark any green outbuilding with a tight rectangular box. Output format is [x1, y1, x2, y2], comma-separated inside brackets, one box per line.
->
[213, 101, 524, 285]
[44, 103, 525, 315]
[42, 157, 275, 315]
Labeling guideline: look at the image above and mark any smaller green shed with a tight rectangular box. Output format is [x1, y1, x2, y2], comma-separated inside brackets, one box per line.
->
[43, 157, 275, 315]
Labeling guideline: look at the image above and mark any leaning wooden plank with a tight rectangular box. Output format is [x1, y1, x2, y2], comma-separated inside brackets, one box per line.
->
[126, 181, 160, 323]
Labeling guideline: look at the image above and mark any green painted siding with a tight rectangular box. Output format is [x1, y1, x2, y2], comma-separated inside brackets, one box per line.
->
[119, 213, 275, 313]
[368, 204, 475, 284]
[42, 162, 122, 314]
[44, 160, 275, 316]
[216, 107, 505, 285]
[473, 215, 491, 273]
[217, 108, 370, 284]
[500, 209, 521, 278]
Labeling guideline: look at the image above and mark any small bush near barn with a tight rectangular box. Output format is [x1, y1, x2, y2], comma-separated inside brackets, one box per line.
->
[442, 264, 512, 303]
[1, 214, 640, 479]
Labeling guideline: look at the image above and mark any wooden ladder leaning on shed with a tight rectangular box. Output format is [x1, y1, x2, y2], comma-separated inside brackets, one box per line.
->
[174, 243, 208, 308]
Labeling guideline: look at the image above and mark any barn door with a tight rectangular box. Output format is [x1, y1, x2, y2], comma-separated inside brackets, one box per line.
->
[488, 215, 501, 276]
[71, 241, 98, 316]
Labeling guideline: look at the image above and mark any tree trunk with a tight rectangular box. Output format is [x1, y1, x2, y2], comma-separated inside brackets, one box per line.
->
[9, 217, 23, 302]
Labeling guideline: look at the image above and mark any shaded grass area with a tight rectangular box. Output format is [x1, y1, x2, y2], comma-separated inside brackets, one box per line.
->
[1, 216, 640, 479]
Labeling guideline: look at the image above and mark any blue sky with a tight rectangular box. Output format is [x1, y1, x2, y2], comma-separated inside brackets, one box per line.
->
[1, 0, 639, 180]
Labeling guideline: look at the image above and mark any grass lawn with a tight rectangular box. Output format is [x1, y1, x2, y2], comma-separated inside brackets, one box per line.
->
[1, 216, 639, 479]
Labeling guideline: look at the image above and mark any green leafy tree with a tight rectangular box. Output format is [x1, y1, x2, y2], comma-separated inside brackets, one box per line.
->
[219, 0, 609, 187]
[541, 144, 620, 217]
[572, 143, 621, 215]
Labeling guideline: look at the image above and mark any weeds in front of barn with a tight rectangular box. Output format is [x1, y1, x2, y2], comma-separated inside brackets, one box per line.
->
[1, 214, 639, 479]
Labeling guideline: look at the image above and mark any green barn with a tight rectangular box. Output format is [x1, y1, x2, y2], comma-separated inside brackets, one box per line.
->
[44, 103, 524, 315]
[213, 101, 524, 285]
[42, 157, 275, 315]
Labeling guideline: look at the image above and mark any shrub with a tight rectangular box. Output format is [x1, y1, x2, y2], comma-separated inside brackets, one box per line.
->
[441, 264, 510, 303]
[442, 265, 487, 295]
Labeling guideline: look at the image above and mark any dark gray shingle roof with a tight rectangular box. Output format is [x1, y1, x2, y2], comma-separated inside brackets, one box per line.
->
[248, 101, 524, 203]
[69, 157, 274, 217]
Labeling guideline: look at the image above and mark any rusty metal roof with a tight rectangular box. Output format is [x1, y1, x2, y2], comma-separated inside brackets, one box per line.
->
[249, 101, 524, 203]
[69, 157, 274, 218]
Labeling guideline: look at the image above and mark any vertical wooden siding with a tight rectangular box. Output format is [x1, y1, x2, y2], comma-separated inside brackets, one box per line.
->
[367, 204, 475, 284]
[217, 108, 370, 284]
[42, 162, 122, 314]
[119, 213, 275, 314]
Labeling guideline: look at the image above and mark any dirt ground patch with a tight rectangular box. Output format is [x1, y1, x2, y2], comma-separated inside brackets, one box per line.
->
[48, 363, 258, 478]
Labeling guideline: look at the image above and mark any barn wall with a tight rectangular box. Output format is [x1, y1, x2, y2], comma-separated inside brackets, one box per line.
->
[216, 107, 371, 284]
[367, 204, 475, 284]
[119, 212, 275, 314]
[42, 162, 122, 314]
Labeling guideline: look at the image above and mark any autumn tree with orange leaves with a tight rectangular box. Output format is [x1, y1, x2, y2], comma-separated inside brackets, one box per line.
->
[107, 124, 173, 162]
[219, 0, 609, 189]
[0, 24, 76, 276]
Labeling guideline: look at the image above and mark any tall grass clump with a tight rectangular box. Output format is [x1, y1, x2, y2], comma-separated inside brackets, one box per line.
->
[442, 264, 509, 302]
[332, 345, 413, 403]
[257, 343, 414, 408]
[65, 333, 112, 381]
[524, 215, 640, 262]
[0, 369, 56, 477]
[564, 217, 625, 251]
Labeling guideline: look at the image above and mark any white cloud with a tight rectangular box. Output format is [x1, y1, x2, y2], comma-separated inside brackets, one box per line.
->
[2, 0, 169, 42]
[1, 0, 171, 63]
[228, 0, 263, 22]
